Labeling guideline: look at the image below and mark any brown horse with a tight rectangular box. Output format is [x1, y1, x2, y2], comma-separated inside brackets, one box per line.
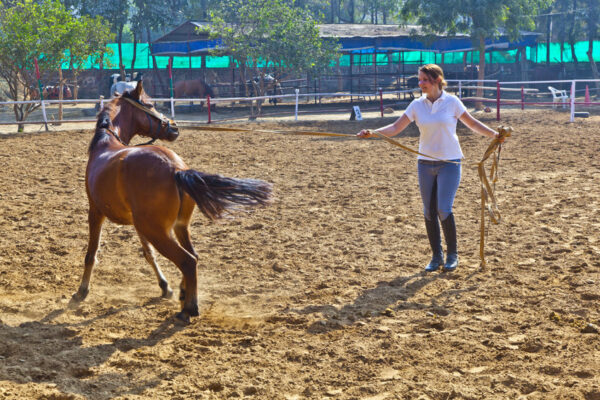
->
[72, 81, 272, 322]
[173, 79, 215, 99]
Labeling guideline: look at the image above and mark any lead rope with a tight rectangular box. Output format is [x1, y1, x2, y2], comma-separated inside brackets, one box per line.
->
[178, 124, 512, 267]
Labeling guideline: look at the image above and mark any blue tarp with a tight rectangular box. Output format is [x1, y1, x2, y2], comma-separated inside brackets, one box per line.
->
[151, 35, 538, 56]
[339, 35, 538, 53]
[151, 39, 222, 56]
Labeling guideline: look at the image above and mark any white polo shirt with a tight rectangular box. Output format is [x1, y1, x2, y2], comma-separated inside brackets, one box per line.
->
[403, 91, 467, 161]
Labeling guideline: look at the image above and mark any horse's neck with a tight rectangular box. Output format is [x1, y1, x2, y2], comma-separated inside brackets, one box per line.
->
[111, 116, 133, 145]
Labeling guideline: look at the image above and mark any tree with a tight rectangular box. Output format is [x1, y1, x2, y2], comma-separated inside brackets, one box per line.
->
[582, 0, 600, 93]
[66, 14, 114, 100]
[0, 0, 112, 131]
[401, 0, 550, 109]
[549, 0, 585, 74]
[208, 0, 340, 115]
[66, 0, 193, 91]
[64, 0, 130, 78]
[130, 0, 190, 94]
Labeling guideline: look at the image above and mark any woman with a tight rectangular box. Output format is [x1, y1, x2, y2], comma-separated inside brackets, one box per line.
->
[357, 64, 505, 272]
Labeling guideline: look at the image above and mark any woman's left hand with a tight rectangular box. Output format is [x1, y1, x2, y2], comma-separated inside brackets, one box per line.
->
[495, 126, 513, 143]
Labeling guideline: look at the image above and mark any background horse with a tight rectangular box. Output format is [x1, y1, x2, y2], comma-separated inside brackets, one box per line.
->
[247, 74, 283, 105]
[173, 79, 215, 101]
[73, 80, 272, 322]
[110, 72, 144, 97]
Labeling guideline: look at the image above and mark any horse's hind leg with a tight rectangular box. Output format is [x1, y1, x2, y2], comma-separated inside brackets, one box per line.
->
[173, 198, 199, 308]
[138, 233, 174, 298]
[73, 207, 105, 301]
[174, 196, 198, 260]
[140, 228, 199, 322]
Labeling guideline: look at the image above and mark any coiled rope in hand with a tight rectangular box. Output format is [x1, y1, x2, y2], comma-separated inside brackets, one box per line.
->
[369, 127, 513, 268]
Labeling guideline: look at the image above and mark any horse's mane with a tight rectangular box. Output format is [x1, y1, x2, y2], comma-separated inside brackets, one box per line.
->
[88, 99, 118, 154]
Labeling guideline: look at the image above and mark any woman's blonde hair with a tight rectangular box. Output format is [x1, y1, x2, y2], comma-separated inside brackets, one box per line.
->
[419, 64, 447, 90]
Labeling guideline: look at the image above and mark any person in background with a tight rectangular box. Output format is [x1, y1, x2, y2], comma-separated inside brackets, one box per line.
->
[357, 64, 505, 272]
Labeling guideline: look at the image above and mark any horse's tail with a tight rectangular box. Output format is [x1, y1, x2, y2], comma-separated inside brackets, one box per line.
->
[175, 170, 272, 220]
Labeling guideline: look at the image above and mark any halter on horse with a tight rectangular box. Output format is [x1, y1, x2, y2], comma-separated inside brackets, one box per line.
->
[73, 80, 272, 322]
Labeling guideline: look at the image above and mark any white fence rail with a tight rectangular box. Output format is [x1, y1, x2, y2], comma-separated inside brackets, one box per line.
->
[3, 79, 600, 127]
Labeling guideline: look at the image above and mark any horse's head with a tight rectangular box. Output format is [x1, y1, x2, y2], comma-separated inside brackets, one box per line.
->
[203, 81, 216, 98]
[118, 81, 179, 144]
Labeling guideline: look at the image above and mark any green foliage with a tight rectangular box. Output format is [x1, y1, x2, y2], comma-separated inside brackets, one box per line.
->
[0, 0, 112, 129]
[401, 0, 551, 49]
[208, 0, 340, 77]
[67, 15, 115, 71]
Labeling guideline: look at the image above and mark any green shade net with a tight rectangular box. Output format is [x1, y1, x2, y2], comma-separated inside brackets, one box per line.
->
[62, 43, 230, 69]
[61, 41, 600, 70]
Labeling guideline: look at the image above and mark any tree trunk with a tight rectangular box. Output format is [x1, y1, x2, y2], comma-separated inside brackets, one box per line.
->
[566, 0, 578, 77]
[118, 25, 125, 80]
[587, 39, 600, 95]
[13, 105, 24, 133]
[329, 0, 335, 23]
[476, 37, 486, 111]
[70, 57, 79, 103]
[131, 32, 138, 76]
[147, 26, 166, 96]
[57, 68, 64, 124]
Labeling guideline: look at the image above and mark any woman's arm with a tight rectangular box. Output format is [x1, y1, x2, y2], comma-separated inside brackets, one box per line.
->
[459, 111, 500, 139]
[357, 114, 412, 138]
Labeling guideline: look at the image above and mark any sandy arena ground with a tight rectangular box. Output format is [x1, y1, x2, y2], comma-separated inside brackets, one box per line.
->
[0, 108, 599, 399]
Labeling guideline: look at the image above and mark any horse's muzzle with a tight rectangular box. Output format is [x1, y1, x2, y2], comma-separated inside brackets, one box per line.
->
[166, 124, 179, 142]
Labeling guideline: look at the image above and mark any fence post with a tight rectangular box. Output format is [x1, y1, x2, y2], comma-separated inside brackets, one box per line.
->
[379, 87, 383, 117]
[295, 88, 299, 121]
[40, 100, 48, 128]
[207, 95, 211, 124]
[496, 81, 500, 122]
[570, 80, 575, 122]
[521, 86, 524, 110]
[458, 81, 462, 99]
[168, 58, 175, 119]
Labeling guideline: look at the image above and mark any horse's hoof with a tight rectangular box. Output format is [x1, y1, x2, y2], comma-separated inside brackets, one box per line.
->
[162, 287, 174, 299]
[175, 312, 190, 324]
[187, 304, 199, 317]
[71, 288, 88, 302]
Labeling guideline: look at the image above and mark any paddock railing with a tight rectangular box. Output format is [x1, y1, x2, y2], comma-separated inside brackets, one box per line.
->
[2, 78, 600, 129]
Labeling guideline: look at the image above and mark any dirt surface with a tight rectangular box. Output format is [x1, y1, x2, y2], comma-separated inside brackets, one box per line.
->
[0, 109, 599, 399]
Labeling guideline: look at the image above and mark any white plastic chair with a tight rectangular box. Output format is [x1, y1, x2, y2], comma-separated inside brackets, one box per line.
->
[548, 86, 568, 109]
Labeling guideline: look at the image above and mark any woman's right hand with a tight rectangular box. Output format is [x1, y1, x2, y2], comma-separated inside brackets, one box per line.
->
[357, 129, 373, 138]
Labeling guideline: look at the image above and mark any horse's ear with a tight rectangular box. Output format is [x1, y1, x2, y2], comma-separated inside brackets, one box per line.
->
[134, 80, 144, 99]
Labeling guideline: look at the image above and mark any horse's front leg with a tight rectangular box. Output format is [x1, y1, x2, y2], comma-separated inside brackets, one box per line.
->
[138, 232, 174, 298]
[72, 207, 105, 302]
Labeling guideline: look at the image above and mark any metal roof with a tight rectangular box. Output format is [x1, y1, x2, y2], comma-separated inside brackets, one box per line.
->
[151, 21, 540, 57]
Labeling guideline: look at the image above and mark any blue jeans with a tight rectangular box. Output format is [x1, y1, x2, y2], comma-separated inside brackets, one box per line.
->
[418, 159, 461, 221]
